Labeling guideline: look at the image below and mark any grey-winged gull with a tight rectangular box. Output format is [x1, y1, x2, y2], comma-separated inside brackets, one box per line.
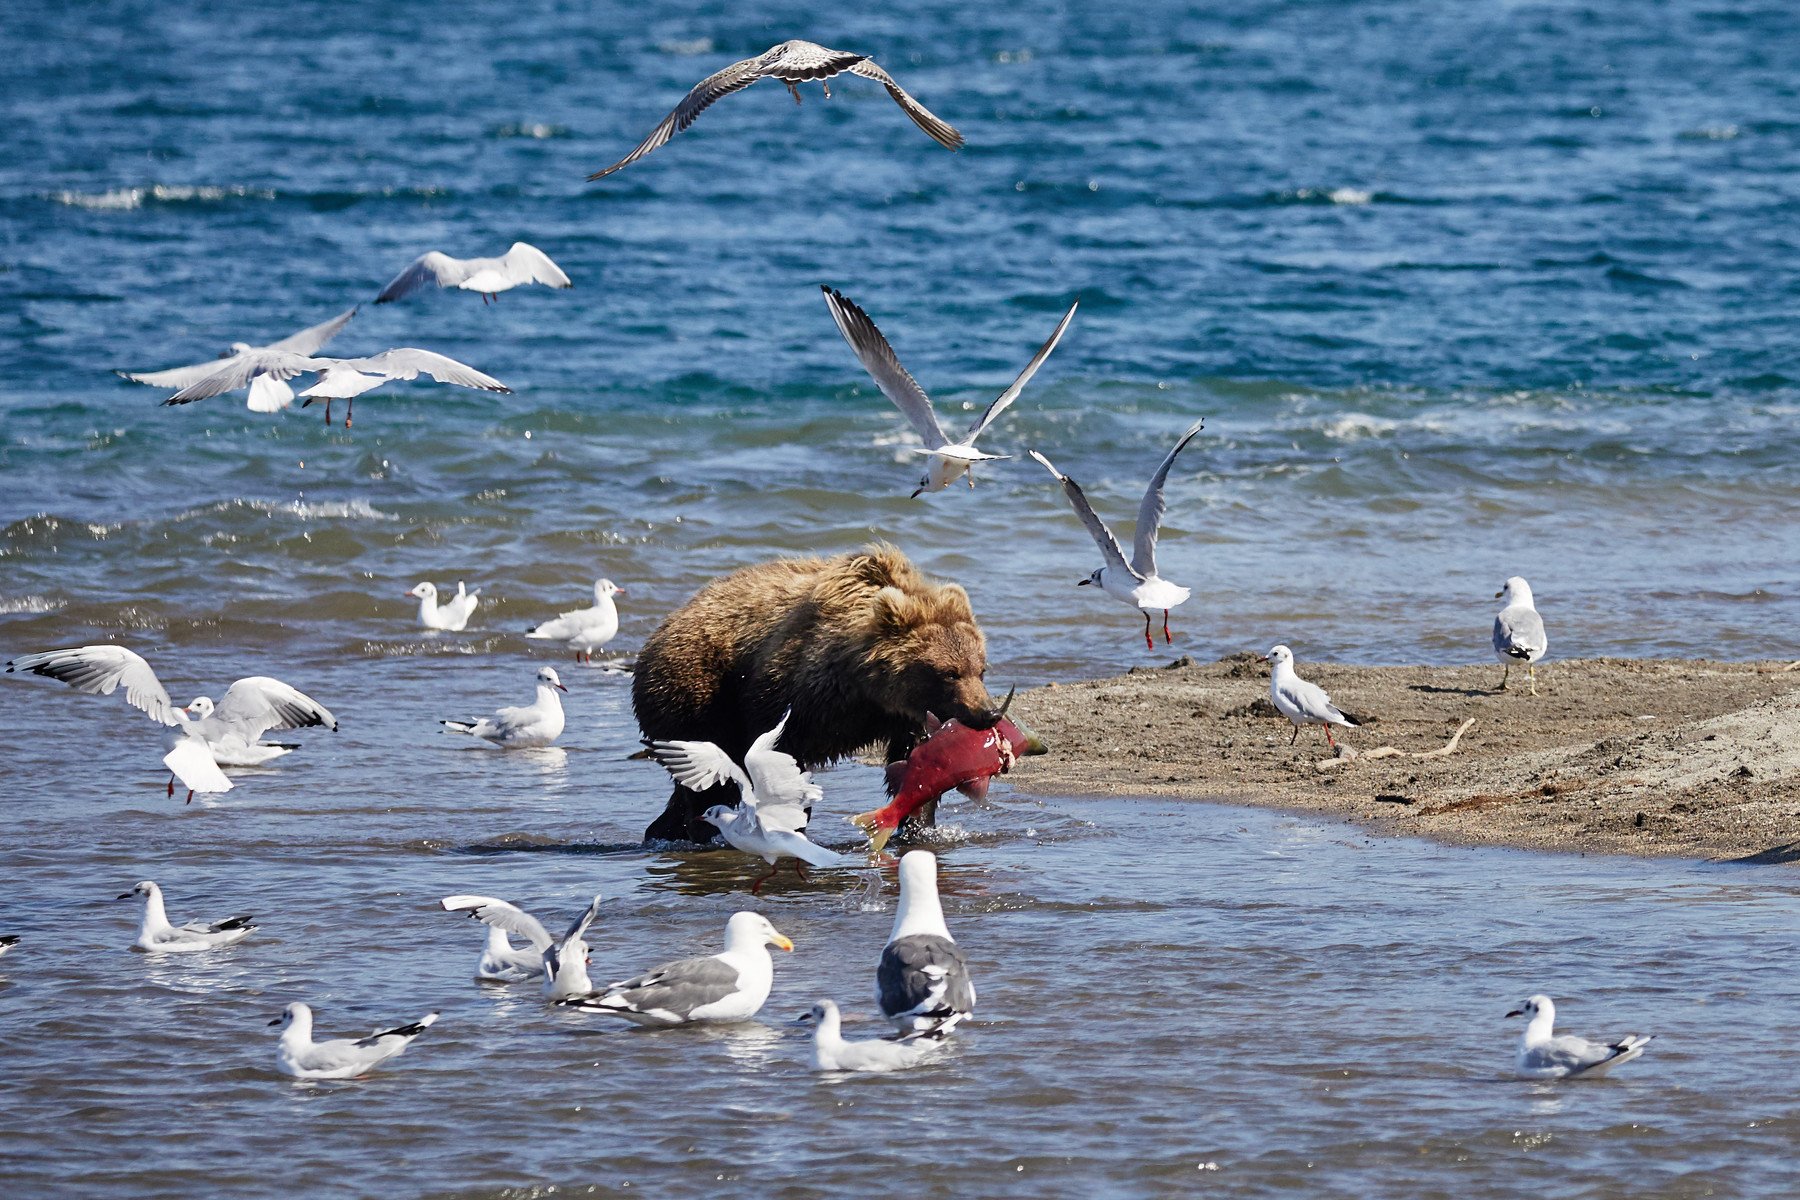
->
[159, 347, 510, 428]
[1263, 644, 1358, 749]
[440, 893, 603, 997]
[877, 850, 975, 1036]
[526, 579, 624, 663]
[118, 881, 254, 953]
[376, 242, 571, 305]
[1506, 994, 1652, 1080]
[117, 307, 357, 413]
[803, 999, 946, 1073]
[440, 667, 568, 749]
[1493, 577, 1549, 695]
[272, 1003, 438, 1080]
[560, 911, 792, 1026]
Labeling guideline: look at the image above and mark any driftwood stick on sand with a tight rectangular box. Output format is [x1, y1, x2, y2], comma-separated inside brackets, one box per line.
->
[1314, 717, 1477, 771]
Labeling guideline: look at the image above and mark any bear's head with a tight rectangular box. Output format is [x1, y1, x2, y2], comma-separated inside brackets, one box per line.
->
[862, 582, 999, 729]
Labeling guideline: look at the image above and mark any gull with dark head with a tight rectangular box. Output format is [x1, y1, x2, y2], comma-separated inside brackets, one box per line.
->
[440, 667, 568, 749]
[1493, 577, 1549, 695]
[376, 242, 571, 305]
[272, 1003, 437, 1080]
[439, 893, 603, 998]
[560, 911, 792, 1026]
[822, 286, 1077, 497]
[119, 880, 255, 953]
[1029, 419, 1205, 649]
[587, 39, 962, 180]
[157, 347, 509, 428]
[1506, 994, 1652, 1080]
[118, 307, 357, 413]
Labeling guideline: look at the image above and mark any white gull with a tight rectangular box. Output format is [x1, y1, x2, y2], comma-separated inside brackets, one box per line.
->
[440, 667, 567, 749]
[118, 307, 357, 413]
[119, 880, 255, 953]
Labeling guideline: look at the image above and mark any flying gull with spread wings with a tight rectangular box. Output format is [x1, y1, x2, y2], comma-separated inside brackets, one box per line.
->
[118, 308, 357, 413]
[376, 242, 571, 305]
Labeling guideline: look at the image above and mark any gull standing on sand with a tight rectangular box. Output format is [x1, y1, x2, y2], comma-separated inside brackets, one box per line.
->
[648, 711, 857, 891]
[1494, 577, 1549, 695]
[7, 646, 337, 802]
[1263, 644, 1358, 749]
[158, 347, 510, 428]
[878, 850, 976, 1037]
[440, 667, 567, 749]
[802, 1000, 945, 1073]
[526, 579, 624, 663]
[407, 581, 480, 632]
[587, 40, 963, 180]
[117, 307, 357, 413]
[440, 893, 604, 997]
[561, 911, 792, 1026]
[272, 1003, 437, 1080]
[1506, 995, 1652, 1080]
[821, 286, 1078, 497]
[1029, 420, 1205, 649]
[375, 242, 572, 305]
[119, 881, 255, 953]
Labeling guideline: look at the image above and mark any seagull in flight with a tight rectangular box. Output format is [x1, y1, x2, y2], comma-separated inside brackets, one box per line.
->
[117, 307, 357, 413]
[6, 646, 337, 802]
[1506, 994, 1652, 1080]
[375, 242, 572, 305]
[822, 286, 1077, 497]
[587, 40, 963, 180]
[157, 347, 510, 428]
[1028, 419, 1205, 649]
[440, 893, 604, 998]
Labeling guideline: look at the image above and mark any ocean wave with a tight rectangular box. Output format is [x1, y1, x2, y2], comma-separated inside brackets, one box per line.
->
[0, 595, 66, 615]
[50, 184, 276, 211]
[173, 498, 397, 522]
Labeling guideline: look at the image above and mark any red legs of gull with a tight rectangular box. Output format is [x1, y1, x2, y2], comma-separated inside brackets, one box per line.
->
[184, 790, 195, 804]
[323, 398, 333, 426]
[1162, 610, 1172, 644]
[793, 860, 809, 882]
[167, 776, 174, 798]
[1142, 612, 1154, 651]
[1324, 725, 1338, 750]
[749, 862, 780, 895]
[344, 399, 353, 429]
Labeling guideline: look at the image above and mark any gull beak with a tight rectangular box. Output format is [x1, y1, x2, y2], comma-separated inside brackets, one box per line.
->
[1494, 589, 1504, 599]
[613, 587, 627, 596]
[909, 486, 926, 499]
[771, 934, 794, 953]
[792, 1011, 816, 1025]
[116, 891, 135, 900]
[1075, 578, 1092, 586]
[555, 683, 569, 693]
[1504, 1008, 1523, 1019]
[268, 1016, 284, 1026]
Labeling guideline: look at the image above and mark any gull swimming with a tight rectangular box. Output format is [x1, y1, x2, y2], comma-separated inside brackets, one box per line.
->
[272, 1003, 438, 1080]
[1494, 577, 1549, 695]
[375, 242, 572, 305]
[587, 39, 963, 180]
[407, 580, 480, 632]
[647, 711, 858, 891]
[159, 347, 510, 428]
[526, 579, 624, 663]
[821, 286, 1077, 497]
[0, 935, 17, 958]
[119, 880, 255, 953]
[1507, 994, 1652, 1080]
[7, 646, 337, 802]
[1029, 419, 1205, 648]
[802, 1000, 945, 1073]
[440, 667, 567, 749]
[560, 911, 792, 1026]
[1263, 644, 1358, 749]
[440, 893, 604, 998]
[117, 307, 357, 413]
[878, 850, 976, 1036]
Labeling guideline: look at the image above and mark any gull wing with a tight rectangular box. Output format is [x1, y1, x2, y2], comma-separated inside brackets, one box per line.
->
[586, 51, 776, 180]
[267, 307, 358, 354]
[1131, 419, 1205, 579]
[118, 358, 233, 390]
[440, 895, 555, 950]
[339, 349, 511, 392]
[845, 58, 965, 150]
[164, 350, 327, 405]
[7, 645, 179, 725]
[499, 243, 572, 289]
[163, 737, 232, 794]
[375, 253, 468, 303]
[215, 677, 338, 740]
[1495, 607, 1548, 660]
[1027, 450, 1140, 581]
[545, 893, 604, 983]
[963, 300, 1078, 445]
[742, 711, 822, 829]
[821, 286, 948, 449]
[647, 738, 752, 798]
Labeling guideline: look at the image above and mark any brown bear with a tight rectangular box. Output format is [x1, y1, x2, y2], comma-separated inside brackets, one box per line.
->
[633, 542, 1001, 843]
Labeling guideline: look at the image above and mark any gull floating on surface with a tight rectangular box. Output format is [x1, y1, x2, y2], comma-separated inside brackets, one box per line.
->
[376, 242, 572, 305]
[1494, 577, 1549, 695]
[802, 999, 945, 1073]
[1507, 994, 1652, 1080]
[0, 935, 17, 958]
[407, 580, 480, 632]
[821, 286, 1077, 497]
[158, 347, 510, 428]
[587, 39, 962, 180]
[526, 579, 624, 663]
[119, 880, 254, 953]
[441, 667, 567, 749]
[440, 893, 603, 998]
[561, 911, 792, 1026]
[272, 1003, 438, 1080]
[1029, 419, 1205, 648]
[118, 307, 357, 413]
[878, 850, 976, 1036]
[1264, 644, 1358, 749]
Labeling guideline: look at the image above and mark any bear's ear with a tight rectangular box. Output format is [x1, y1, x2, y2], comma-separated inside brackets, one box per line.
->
[927, 582, 977, 625]
[871, 585, 919, 632]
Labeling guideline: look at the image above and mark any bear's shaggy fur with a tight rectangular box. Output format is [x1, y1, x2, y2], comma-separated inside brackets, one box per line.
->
[634, 543, 999, 843]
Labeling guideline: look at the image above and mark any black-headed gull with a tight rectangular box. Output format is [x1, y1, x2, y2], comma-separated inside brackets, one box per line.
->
[1028, 419, 1205, 649]
[272, 1003, 437, 1080]
[822, 286, 1077, 497]
[587, 40, 962, 180]
[878, 850, 975, 1036]
[1262, 644, 1358, 749]
[117, 307, 357, 413]
[439, 893, 603, 999]
[159, 347, 510, 428]
[119, 880, 254, 953]
[440, 667, 567, 749]
[1506, 994, 1652, 1080]
[801, 999, 945, 1073]
[375, 242, 572, 305]
[406, 580, 480, 632]
[6, 646, 337, 802]
[560, 911, 792, 1026]
[647, 711, 856, 891]
[526, 579, 624, 663]
[1494, 577, 1549, 695]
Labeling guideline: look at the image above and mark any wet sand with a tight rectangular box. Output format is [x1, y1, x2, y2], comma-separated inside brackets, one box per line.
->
[1011, 655, 1800, 863]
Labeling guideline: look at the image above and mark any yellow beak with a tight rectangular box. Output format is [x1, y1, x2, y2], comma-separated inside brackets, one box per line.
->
[771, 933, 794, 953]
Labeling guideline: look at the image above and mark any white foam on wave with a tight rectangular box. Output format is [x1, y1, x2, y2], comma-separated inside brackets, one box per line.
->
[176, 498, 397, 522]
[1328, 187, 1373, 205]
[51, 184, 275, 210]
[0, 595, 66, 615]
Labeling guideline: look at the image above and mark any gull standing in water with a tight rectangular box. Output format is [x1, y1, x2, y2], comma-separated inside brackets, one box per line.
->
[526, 579, 624, 663]
[587, 40, 963, 180]
[272, 1004, 437, 1080]
[647, 711, 857, 891]
[801, 1000, 945, 1073]
[440, 667, 567, 749]
[561, 911, 792, 1026]
[376, 242, 572, 305]
[7, 646, 337, 802]
[117, 307, 357, 413]
[1506, 995, 1652, 1080]
[407, 580, 480, 632]
[158, 347, 510, 428]
[440, 893, 604, 998]
[1029, 420, 1205, 649]
[1493, 577, 1549, 695]
[1263, 644, 1358, 749]
[821, 286, 1078, 497]
[119, 881, 255, 953]
[878, 851, 975, 1037]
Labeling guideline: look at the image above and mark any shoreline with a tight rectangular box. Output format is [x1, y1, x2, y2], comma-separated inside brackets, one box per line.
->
[1008, 654, 1800, 864]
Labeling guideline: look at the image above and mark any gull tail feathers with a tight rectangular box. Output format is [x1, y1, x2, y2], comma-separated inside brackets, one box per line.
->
[441, 720, 479, 735]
